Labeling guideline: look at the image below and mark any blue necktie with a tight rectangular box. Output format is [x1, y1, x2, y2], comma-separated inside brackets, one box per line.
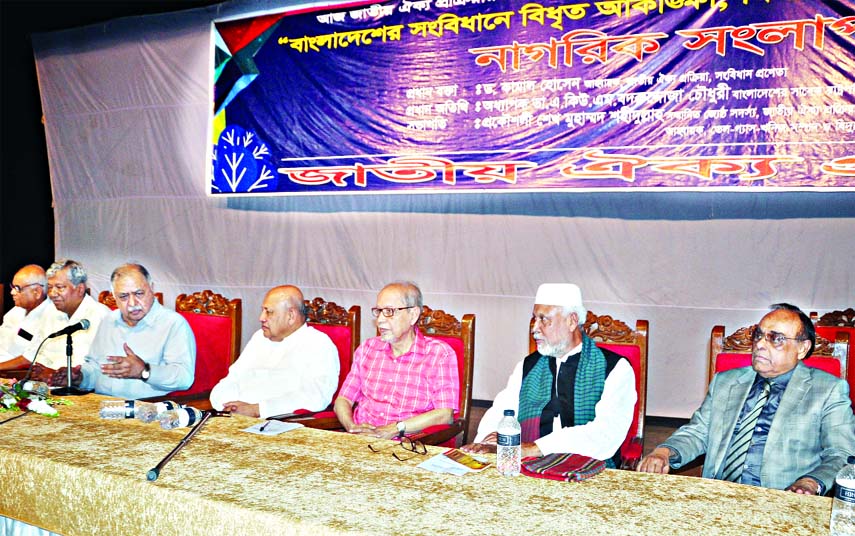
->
[721, 379, 771, 483]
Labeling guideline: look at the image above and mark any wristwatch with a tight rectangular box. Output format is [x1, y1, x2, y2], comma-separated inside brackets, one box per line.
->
[140, 363, 151, 382]
[396, 421, 406, 437]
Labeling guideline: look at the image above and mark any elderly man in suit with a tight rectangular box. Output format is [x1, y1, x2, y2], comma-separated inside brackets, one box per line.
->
[638, 303, 855, 495]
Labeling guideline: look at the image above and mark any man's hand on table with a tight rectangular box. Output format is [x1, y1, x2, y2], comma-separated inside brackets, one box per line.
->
[30, 363, 56, 383]
[786, 477, 822, 495]
[636, 447, 673, 474]
[348, 422, 398, 439]
[50, 365, 82, 387]
[461, 432, 542, 457]
[223, 401, 260, 418]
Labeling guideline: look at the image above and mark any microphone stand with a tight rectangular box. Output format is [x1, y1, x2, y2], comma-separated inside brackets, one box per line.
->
[50, 333, 92, 396]
[147, 410, 230, 481]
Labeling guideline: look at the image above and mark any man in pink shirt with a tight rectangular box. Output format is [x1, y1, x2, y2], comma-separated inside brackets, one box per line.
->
[334, 281, 459, 439]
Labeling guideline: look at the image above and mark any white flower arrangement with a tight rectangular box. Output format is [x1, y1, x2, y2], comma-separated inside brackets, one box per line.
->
[0, 382, 68, 417]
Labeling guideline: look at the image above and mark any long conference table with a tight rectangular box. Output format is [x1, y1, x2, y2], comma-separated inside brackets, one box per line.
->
[0, 394, 833, 535]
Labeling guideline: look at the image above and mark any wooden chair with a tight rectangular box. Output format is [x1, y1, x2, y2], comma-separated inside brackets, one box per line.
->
[708, 324, 849, 385]
[278, 305, 476, 448]
[412, 306, 475, 447]
[527, 311, 649, 470]
[671, 323, 851, 478]
[97, 289, 164, 309]
[811, 308, 854, 406]
[168, 290, 242, 398]
[305, 297, 361, 403]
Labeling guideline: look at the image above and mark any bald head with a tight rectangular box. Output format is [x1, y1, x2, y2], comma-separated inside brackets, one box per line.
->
[259, 285, 307, 341]
[269, 285, 306, 316]
[379, 281, 423, 309]
[11, 264, 47, 313]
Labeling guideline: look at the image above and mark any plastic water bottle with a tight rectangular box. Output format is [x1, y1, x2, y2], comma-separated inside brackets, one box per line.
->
[135, 400, 180, 423]
[159, 407, 203, 430]
[497, 409, 521, 477]
[99, 400, 138, 419]
[831, 456, 855, 536]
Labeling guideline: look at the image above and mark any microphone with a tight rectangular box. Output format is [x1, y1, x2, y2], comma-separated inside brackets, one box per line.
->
[47, 319, 90, 339]
[22, 319, 94, 396]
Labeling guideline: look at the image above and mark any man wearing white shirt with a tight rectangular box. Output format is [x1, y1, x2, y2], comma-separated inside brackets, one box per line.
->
[0, 264, 54, 373]
[210, 285, 339, 418]
[51, 263, 195, 399]
[463, 283, 636, 467]
[37, 260, 111, 373]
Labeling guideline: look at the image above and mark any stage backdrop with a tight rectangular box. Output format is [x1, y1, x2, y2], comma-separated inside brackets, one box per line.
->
[33, 0, 855, 418]
[211, 0, 855, 194]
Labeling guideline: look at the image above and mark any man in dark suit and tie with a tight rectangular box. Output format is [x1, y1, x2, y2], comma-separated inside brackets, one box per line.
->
[638, 303, 855, 495]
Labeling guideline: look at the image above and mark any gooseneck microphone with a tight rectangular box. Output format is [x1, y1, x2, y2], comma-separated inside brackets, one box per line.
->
[47, 319, 90, 339]
[20, 318, 93, 396]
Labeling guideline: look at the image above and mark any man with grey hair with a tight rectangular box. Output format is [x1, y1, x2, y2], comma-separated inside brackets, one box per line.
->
[210, 285, 339, 418]
[0, 264, 54, 372]
[463, 283, 636, 467]
[36, 259, 111, 374]
[334, 281, 459, 439]
[51, 263, 195, 399]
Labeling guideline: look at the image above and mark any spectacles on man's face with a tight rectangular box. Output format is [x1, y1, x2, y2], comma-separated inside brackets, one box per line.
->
[10, 282, 40, 294]
[367, 436, 428, 461]
[751, 326, 806, 349]
[370, 306, 416, 318]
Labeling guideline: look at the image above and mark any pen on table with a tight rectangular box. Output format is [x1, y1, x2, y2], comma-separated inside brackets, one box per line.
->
[259, 420, 271, 432]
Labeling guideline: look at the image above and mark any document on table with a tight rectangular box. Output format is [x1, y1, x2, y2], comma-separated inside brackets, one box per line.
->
[244, 420, 303, 436]
[418, 449, 491, 476]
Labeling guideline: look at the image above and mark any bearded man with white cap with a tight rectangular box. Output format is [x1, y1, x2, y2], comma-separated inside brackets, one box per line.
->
[463, 283, 636, 467]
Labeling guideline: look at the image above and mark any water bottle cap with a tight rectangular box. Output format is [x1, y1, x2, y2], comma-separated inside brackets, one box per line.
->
[503, 409, 515, 417]
[849, 456, 855, 464]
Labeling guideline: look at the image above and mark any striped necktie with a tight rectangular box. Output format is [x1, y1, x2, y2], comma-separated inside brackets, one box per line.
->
[721, 379, 771, 483]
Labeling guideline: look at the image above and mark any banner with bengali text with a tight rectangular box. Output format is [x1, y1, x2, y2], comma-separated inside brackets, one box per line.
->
[210, 0, 855, 195]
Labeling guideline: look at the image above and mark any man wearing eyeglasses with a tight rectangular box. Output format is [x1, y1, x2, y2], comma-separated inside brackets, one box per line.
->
[638, 303, 855, 495]
[209, 285, 339, 418]
[334, 282, 459, 439]
[463, 283, 636, 467]
[0, 265, 54, 370]
[50, 263, 196, 399]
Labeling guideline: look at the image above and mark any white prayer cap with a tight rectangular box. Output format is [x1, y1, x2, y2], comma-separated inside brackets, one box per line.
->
[534, 283, 587, 321]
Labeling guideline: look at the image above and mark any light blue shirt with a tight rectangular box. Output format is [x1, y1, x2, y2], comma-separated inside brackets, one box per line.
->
[80, 301, 195, 399]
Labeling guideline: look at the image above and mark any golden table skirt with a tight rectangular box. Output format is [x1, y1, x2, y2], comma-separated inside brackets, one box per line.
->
[0, 395, 832, 535]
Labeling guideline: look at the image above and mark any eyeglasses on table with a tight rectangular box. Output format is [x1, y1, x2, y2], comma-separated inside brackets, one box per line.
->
[367, 435, 428, 461]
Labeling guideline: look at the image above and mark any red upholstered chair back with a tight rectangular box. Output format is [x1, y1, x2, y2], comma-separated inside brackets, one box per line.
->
[811, 308, 855, 407]
[281, 304, 471, 440]
[170, 290, 242, 397]
[528, 311, 649, 469]
[415, 305, 475, 447]
[305, 297, 361, 400]
[708, 324, 848, 388]
[97, 290, 164, 310]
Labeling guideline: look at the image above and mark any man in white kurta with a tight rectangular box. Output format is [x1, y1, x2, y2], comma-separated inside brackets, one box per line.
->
[463, 283, 636, 465]
[38, 260, 111, 371]
[209, 285, 339, 419]
[0, 264, 55, 369]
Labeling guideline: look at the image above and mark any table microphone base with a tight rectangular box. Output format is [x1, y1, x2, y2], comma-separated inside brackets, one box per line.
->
[51, 386, 94, 396]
